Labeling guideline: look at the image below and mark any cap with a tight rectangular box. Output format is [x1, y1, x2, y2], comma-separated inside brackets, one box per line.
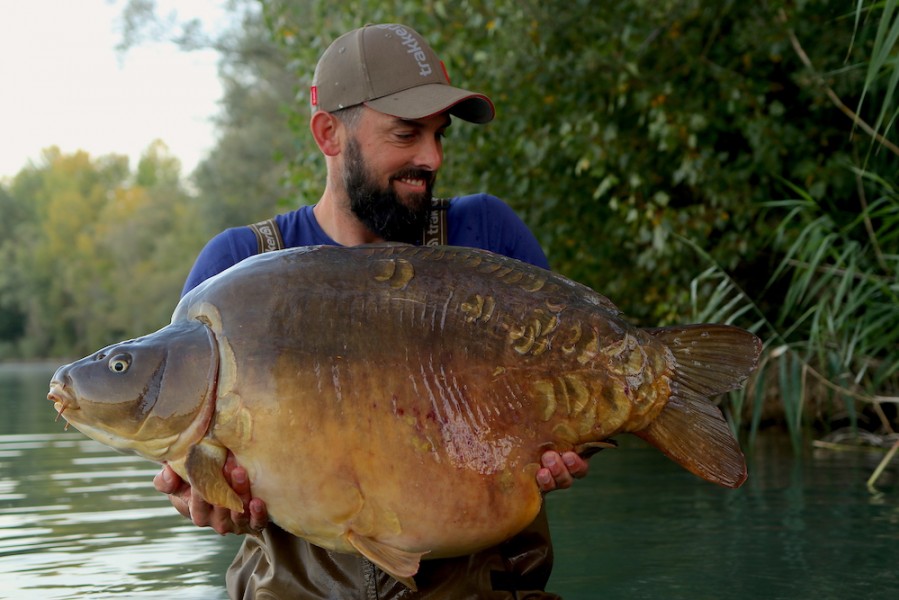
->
[311, 24, 495, 124]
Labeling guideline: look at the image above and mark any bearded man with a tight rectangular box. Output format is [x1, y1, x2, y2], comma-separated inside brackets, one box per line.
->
[155, 23, 589, 599]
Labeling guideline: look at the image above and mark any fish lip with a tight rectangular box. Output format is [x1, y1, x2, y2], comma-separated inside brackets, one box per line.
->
[47, 380, 77, 421]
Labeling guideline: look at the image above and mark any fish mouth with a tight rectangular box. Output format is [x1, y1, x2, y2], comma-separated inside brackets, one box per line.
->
[48, 378, 78, 426]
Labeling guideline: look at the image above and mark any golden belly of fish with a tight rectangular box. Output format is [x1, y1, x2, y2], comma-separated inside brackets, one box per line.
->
[47, 244, 760, 590]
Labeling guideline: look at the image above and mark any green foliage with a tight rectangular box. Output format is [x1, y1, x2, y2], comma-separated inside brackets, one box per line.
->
[0, 145, 203, 358]
[117, 1, 297, 233]
[692, 170, 898, 442]
[688, 1, 899, 441]
[0, 2, 293, 360]
[190, 5, 299, 231]
[855, 0, 899, 147]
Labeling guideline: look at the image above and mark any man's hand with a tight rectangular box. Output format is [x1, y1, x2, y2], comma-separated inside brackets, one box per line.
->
[153, 452, 268, 535]
[536, 450, 589, 492]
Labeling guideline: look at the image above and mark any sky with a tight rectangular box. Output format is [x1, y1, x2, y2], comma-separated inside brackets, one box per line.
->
[0, 0, 229, 181]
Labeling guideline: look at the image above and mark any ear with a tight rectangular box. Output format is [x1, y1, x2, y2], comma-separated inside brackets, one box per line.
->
[310, 111, 343, 157]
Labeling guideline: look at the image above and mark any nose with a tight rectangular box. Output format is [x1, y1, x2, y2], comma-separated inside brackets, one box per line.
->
[413, 135, 443, 171]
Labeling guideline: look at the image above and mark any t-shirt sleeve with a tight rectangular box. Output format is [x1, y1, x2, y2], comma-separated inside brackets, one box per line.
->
[180, 227, 258, 297]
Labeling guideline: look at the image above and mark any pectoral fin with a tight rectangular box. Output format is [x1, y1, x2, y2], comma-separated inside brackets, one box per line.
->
[346, 530, 426, 591]
[185, 439, 243, 512]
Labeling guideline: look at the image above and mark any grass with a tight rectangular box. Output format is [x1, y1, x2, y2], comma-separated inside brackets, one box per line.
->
[683, 169, 898, 455]
[683, 2, 899, 463]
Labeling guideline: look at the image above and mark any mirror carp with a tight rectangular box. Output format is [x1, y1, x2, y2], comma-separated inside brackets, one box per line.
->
[48, 244, 761, 589]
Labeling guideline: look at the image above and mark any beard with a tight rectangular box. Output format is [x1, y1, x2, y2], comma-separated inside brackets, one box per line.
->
[343, 137, 436, 244]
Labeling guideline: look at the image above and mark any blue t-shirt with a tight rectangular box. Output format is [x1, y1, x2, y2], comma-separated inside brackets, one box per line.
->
[182, 193, 548, 296]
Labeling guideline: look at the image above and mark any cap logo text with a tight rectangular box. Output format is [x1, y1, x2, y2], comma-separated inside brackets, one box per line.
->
[377, 24, 433, 77]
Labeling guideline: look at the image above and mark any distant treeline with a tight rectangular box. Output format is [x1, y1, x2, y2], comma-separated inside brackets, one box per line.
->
[2, 0, 896, 439]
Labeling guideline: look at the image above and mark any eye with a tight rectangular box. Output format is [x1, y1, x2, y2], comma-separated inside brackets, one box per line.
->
[108, 354, 132, 373]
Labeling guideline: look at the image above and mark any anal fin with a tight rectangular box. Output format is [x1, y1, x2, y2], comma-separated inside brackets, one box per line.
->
[185, 439, 243, 511]
[346, 530, 426, 591]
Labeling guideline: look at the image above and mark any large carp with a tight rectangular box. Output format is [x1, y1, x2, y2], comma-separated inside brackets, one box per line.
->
[48, 244, 760, 589]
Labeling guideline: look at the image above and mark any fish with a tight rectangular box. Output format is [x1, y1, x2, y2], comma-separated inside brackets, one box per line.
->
[47, 243, 761, 589]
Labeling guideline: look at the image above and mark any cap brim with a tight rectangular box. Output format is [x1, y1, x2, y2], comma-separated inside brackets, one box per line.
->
[366, 83, 495, 124]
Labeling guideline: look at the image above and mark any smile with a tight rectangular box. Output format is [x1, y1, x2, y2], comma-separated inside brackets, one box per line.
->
[395, 176, 427, 188]
[392, 176, 431, 195]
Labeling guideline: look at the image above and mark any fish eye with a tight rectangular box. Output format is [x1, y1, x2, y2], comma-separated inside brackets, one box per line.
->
[108, 354, 132, 373]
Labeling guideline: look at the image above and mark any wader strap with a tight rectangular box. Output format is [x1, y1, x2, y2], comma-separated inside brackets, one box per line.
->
[251, 198, 450, 253]
[423, 197, 450, 246]
[249, 218, 284, 254]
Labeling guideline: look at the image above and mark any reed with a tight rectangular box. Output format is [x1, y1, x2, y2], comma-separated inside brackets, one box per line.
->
[684, 1, 899, 458]
[685, 169, 898, 450]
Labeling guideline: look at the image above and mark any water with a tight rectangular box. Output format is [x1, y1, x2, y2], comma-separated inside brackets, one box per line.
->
[2, 363, 897, 599]
[0, 362, 240, 599]
[546, 436, 899, 599]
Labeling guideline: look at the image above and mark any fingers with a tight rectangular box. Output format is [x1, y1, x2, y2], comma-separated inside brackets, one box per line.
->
[195, 462, 250, 535]
[537, 450, 590, 493]
[226, 465, 270, 535]
[155, 454, 270, 536]
[153, 464, 182, 494]
[561, 451, 590, 479]
[186, 480, 250, 535]
[186, 494, 216, 530]
[245, 498, 269, 535]
[155, 465, 192, 519]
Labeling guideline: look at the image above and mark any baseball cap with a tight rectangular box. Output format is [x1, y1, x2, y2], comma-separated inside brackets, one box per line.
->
[311, 24, 495, 124]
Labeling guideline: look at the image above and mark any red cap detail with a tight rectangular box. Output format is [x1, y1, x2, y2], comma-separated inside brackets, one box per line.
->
[310, 86, 319, 106]
[440, 61, 450, 84]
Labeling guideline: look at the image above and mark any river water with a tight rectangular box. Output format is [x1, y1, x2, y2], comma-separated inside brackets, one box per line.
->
[1, 362, 897, 599]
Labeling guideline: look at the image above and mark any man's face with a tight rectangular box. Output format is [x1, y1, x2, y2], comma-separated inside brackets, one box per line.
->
[342, 110, 449, 243]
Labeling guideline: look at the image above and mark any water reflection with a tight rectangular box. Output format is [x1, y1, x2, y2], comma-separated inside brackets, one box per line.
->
[1, 363, 897, 599]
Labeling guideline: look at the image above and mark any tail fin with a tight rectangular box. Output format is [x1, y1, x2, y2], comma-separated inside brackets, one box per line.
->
[635, 324, 762, 488]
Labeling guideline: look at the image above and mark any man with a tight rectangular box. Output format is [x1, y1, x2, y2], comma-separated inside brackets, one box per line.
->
[154, 23, 589, 599]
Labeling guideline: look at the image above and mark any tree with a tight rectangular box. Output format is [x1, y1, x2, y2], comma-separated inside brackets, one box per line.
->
[0, 144, 203, 358]
[118, 0, 299, 235]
